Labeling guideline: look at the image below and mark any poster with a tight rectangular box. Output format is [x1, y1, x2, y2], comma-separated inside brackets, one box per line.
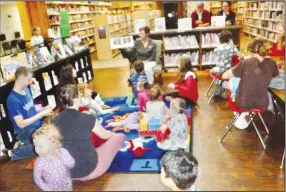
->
[134, 19, 146, 34]
[59, 10, 70, 44]
[211, 16, 226, 27]
[155, 17, 166, 32]
[178, 18, 192, 31]
[98, 26, 106, 39]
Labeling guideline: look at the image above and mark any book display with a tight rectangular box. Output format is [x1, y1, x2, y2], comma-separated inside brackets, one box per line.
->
[243, 1, 284, 43]
[0, 48, 94, 149]
[164, 51, 199, 67]
[164, 35, 199, 50]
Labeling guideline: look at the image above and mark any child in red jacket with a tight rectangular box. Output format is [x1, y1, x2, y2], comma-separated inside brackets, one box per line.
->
[164, 57, 198, 107]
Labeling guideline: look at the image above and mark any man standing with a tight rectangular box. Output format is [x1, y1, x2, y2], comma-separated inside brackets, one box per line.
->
[7, 66, 52, 161]
[191, 2, 211, 28]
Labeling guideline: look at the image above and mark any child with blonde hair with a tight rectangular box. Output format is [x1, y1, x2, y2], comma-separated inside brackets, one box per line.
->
[33, 125, 75, 191]
[31, 26, 44, 47]
[157, 98, 189, 151]
[78, 83, 119, 116]
[146, 85, 167, 122]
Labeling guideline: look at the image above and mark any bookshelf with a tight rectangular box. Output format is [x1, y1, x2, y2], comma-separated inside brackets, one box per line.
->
[130, 26, 241, 71]
[45, 1, 111, 54]
[131, 2, 156, 11]
[243, 1, 284, 43]
[210, 1, 222, 16]
[0, 48, 94, 149]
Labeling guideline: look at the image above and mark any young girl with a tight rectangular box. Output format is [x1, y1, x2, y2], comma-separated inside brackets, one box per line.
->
[157, 98, 189, 151]
[137, 79, 150, 112]
[31, 26, 44, 48]
[78, 83, 119, 116]
[164, 57, 198, 107]
[146, 85, 167, 122]
[33, 125, 75, 191]
[129, 60, 148, 99]
[211, 30, 243, 75]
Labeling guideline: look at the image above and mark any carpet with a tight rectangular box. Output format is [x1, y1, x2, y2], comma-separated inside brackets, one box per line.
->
[25, 96, 193, 173]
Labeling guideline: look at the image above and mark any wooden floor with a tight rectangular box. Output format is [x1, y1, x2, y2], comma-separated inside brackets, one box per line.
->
[0, 67, 284, 191]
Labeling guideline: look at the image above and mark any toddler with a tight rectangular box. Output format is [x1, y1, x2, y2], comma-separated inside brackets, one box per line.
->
[157, 98, 189, 151]
[146, 85, 167, 122]
[31, 26, 44, 48]
[33, 125, 75, 191]
[211, 30, 243, 75]
[161, 150, 199, 191]
[129, 60, 148, 99]
[137, 79, 150, 112]
[79, 83, 119, 116]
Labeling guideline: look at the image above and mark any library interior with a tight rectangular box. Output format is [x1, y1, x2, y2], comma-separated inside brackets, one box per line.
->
[0, 1, 285, 191]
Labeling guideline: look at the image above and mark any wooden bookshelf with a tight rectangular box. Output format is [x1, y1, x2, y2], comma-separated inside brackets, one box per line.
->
[243, 1, 284, 44]
[45, 1, 111, 54]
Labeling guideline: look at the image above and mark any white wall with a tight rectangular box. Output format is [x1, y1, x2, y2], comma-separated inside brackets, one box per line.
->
[187, 1, 211, 18]
[0, 2, 24, 41]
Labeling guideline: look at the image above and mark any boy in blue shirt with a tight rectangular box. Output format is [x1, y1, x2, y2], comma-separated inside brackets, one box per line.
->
[7, 67, 52, 161]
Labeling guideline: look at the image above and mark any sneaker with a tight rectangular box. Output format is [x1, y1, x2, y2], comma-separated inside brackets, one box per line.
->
[234, 113, 251, 129]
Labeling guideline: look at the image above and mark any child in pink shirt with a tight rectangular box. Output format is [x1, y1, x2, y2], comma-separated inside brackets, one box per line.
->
[137, 79, 151, 112]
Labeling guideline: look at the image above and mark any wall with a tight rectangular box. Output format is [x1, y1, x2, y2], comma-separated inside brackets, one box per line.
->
[0, 2, 24, 41]
[187, 1, 210, 18]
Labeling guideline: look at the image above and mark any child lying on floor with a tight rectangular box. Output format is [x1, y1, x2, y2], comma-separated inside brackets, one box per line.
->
[78, 83, 119, 116]
[157, 98, 189, 151]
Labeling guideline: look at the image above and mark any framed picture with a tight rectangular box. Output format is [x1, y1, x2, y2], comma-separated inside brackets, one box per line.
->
[98, 26, 106, 39]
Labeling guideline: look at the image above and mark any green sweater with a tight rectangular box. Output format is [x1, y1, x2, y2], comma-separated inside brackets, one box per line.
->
[132, 39, 156, 62]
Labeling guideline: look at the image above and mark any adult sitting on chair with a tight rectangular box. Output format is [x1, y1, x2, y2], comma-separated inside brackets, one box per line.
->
[191, 2, 211, 28]
[131, 26, 157, 84]
[217, 1, 236, 26]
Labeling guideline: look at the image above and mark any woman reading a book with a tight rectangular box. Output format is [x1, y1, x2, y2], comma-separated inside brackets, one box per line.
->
[131, 26, 157, 84]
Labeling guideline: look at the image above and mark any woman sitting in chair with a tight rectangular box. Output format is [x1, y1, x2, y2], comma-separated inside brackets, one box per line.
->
[131, 26, 157, 84]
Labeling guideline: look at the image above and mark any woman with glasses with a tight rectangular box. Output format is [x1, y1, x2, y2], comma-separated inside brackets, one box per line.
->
[217, 1, 236, 26]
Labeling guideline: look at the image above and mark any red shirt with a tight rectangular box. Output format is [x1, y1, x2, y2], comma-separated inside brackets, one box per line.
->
[175, 71, 199, 102]
[191, 10, 211, 28]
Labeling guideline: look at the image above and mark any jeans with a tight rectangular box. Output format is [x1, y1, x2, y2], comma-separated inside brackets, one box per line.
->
[11, 128, 37, 161]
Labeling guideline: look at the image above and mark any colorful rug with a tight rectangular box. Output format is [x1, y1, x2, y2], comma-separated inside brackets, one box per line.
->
[25, 96, 193, 173]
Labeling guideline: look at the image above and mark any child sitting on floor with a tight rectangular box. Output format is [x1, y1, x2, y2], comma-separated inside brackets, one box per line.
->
[78, 83, 119, 116]
[146, 84, 167, 122]
[129, 60, 148, 101]
[210, 30, 243, 75]
[157, 98, 189, 151]
[137, 79, 151, 112]
[161, 150, 199, 191]
[33, 125, 75, 191]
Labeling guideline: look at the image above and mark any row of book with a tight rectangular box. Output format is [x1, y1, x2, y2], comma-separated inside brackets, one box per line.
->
[202, 33, 220, 48]
[245, 19, 281, 31]
[202, 51, 219, 65]
[244, 26, 278, 42]
[0, 104, 6, 121]
[164, 35, 199, 50]
[73, 29, 94, 39]
[163, 52, 199, 67]
[260, 1, 285, 10]
[70, 21, 93, 30]
[108, 14, 132, 24]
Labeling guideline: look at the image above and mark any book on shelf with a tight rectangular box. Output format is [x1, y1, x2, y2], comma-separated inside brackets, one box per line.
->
[202, 51, 218, 65]
[202, 33, 220, 47]
[164, 35, 199, 50]
[30, 78, 41, 99]
[47, 95, 57, 109]
[51, 70, 59, 86]
[0, 104, 6, 119]
[211, 16, 226, 27]
[87, 70, 92, 81]
[164, 51, 199, 67]
[154, 17, 166, 32]
[178, 18, 192, 31]
[42, 72, 53, 92]
[134, 19, 146, 34]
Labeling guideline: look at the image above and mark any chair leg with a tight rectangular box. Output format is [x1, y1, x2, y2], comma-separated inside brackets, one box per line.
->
[273, 99, 285, 121]
[251, 113, 266, 149]
[258, 113, 270, 134]
[280, 149, 285, 169]
[219, 113, 240, 143]
[205, 79, 215, 97]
